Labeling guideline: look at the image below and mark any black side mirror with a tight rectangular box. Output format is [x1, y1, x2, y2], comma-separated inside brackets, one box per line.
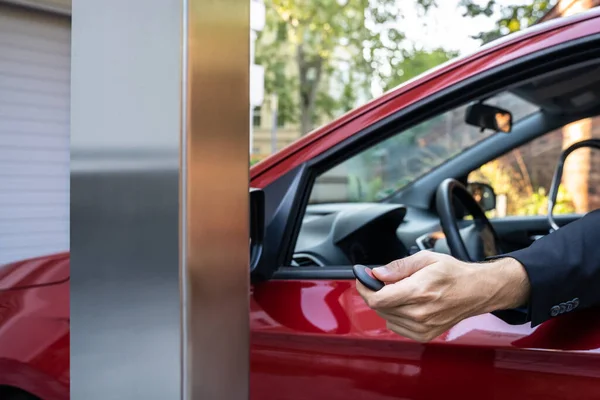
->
[467, 182, 496, 212]
[465, 102, 513, 133]
[548, 139, 600, 231]
[249, 188, 265, 271]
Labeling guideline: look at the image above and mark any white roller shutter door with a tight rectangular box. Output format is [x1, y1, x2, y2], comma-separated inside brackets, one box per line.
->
[0, 4, 70, 265]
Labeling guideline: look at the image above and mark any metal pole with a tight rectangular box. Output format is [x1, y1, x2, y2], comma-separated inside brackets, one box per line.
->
[183, 0, 250, 397]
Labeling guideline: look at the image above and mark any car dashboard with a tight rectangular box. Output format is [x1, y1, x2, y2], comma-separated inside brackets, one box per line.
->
[292, 202, 450, 267]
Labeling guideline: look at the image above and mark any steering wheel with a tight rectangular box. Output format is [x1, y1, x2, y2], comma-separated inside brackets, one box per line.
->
[435, 178, 501, 262]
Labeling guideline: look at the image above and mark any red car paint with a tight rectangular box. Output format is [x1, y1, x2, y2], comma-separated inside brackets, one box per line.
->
[249, 8, 600, 400]
[0, 252, 69, 291]
[3, 8, 600, 400]
[0, 253, 69, 400]
[250, 280, 600, 400]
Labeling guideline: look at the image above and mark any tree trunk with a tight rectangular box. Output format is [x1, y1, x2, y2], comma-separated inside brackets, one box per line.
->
[297, 45, 323, 135]
[300, 106, 313, 136]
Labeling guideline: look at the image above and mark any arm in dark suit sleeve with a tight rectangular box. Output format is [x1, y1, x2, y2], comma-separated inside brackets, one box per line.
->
[491, 209, 600, 327]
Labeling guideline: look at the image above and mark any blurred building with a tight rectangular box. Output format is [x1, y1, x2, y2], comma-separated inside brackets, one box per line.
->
[252, 96, 310, 157]
[538, 0, 600, 22]
[251, 91, 334, 158]
[250, 0, 265, 154]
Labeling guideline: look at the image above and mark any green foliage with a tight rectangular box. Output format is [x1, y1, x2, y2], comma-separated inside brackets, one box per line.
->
[459, 0, 557, 44]
[553, 186, 577, 215]
[255, 48, 298, 126]
[338, 73, 358, 114]
[515, 186, 575, 216]
[314, 90, 338, 120]
[469, 157, 576, 217]
[368, 176, 384, 201]
[385, 47, 459, 91]
[255, 0, 452, 134]
[250, 157, 262, 166]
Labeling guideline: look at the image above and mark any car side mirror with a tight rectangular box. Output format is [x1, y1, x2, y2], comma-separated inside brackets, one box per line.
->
[249, 188, 265, 271]
[467, 182, 496, 212]
[465, 102, 513, 133]
[548, 139, 600, 231]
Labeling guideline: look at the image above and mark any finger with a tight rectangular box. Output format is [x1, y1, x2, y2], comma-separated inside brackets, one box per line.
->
[355, 279, 383, 306]
[376, 305, 431, 325]
[375, 309, 428, 333]
[356, 278, 420, 309]
[372, 251, 440, 282]
[355, 279, 371, 300]
[387, 322, 440, 343]
[385, 321, 431, 342]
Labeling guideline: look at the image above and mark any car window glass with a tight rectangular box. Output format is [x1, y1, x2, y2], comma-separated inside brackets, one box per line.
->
[308, 92, 538, 204]
[468, 117, 600, 217]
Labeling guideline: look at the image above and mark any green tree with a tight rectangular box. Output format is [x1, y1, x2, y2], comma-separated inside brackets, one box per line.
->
[459, 0, 557, 44]
[384, 47, 459, 91]
[256, 0, 440, 135]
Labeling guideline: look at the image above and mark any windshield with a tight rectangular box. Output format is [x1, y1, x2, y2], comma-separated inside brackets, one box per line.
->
[308, 92, 539, 204]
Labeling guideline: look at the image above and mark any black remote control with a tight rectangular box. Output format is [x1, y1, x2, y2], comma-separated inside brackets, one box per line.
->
[352, 264, 384, 291]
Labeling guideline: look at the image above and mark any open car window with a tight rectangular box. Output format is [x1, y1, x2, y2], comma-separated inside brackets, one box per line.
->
[308, 92, 539, 205]
[469, 117, 600, 217]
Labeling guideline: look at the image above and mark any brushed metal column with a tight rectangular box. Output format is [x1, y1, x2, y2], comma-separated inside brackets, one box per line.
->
[182, 0, 250, 398]
[70, 0, 249, 398]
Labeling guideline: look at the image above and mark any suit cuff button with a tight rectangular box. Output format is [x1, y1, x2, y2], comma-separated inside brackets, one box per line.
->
[550, 305, 560, 317]
[559, 303, 567, 314]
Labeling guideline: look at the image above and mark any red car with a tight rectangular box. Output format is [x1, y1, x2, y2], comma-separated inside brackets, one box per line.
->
[249, 8, 600, 400]
[4, 7, 600, 400]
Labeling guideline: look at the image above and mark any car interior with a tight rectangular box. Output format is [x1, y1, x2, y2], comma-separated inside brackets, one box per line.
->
[288, 58, 600, 269]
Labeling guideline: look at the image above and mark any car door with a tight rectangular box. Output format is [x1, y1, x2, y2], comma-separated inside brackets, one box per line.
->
[249, 18, 600, 400]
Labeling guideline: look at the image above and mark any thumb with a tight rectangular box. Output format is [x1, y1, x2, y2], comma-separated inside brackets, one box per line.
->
[372, 251, 439, 282]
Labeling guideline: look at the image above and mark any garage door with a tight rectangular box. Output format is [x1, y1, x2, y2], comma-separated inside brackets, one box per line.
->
[0, 4, 70, 265]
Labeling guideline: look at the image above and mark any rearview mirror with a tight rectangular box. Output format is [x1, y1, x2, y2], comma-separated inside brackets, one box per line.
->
[465, 103, 513, 133]
[467, 182, 496, 212]
[249, 188, 265, 271]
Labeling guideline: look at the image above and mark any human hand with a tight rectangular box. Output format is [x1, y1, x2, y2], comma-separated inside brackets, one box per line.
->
[356, 251, 530, 342]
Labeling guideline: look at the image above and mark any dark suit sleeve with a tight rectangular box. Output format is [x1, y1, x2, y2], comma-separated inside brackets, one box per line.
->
[491, 209, 600, 327]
